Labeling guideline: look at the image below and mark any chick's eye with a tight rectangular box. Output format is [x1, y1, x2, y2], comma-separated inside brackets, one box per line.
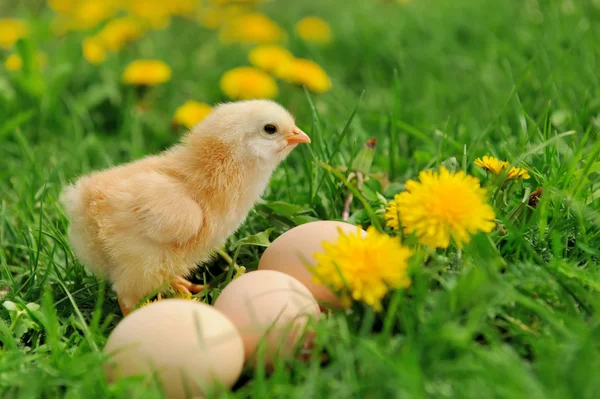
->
[263, 124, 278, 135]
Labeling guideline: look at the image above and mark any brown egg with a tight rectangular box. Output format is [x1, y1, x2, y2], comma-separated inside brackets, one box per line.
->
[258, 220, 367, 308]
[214, 270, 319, 367]
[104, 299, 244, 399]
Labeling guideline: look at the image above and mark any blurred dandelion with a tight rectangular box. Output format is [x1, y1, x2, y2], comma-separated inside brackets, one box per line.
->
[4, 52, 47, 72]
[65, 0, 116, 31]
[173, 101, 213, 129]
[123, 0, 172, 30]
[0, 19, 29, 49]
[122, 59, 172, 86]
[311, 226, 413, 311]
[4, 54, 23, 71]
[276, 58, 332, 93]
[387, 167, 495, 249]
[219, 12, 285, 44]
[82, 37, 106, 64]
[48, 0, 78, 14]
[168, 0, 202, 16]
[95, 17, 145, 52]
[248, 44, 294, 73]
[220, 66, 278, 99]
[295, 16, 332, 44]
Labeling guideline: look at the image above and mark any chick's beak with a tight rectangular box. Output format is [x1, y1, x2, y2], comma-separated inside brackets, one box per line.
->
[285, 126, 311, 145]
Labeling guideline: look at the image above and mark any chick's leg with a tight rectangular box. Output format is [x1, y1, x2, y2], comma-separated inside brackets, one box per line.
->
[171, 276, 207, 295]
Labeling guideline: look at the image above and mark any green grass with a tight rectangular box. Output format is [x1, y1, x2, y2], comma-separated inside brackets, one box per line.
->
[1, 0, 600, 397]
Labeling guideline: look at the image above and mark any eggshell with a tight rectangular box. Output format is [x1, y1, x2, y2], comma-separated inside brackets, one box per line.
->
[104, 299, 244, 399]
[214, 270, 319, 367]
[258, 221, 367, 308]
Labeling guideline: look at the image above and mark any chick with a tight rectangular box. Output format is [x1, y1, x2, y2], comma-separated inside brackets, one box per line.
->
[61, 100, 310, 315]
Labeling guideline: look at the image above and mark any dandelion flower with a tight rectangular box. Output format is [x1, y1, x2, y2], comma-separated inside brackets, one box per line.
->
[385, 197, 402, 231]
[248, 44, 294, 73]
[474, 155, 506, 175]
[48, 0, 77, 14]
[4, 52, 46, 72]
[474, 155, 530, 180]
[312, 226, 413, 311]
[83, 37, 106, 64]
[506, 166, 530, 180]
[0, 19, 29, 50]
[124, 0, 172, 30]
[168, 0, 201, 16]
[173, 101, 213, 129]
[96, 17, 145, 52]
[122, 60, 172, 86]
[69, 0, 116, 31]
[276, 58, 332, 93]
[388, 167, 495, 249]
[4, 54, 23, 71]
[295, 16, 332, 44]
[139, 298, 160, 308]
[220, 66, 278, 100]
[219, 12, 285, 44]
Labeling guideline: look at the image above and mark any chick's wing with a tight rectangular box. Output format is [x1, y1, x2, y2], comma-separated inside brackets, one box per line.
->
[114, 171, 204, 246]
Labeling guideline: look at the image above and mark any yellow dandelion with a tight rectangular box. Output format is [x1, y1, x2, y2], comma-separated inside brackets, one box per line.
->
[506, 166, 530, 180]
[173, 101, 213, 129]
[139, 297, 160, 308]
[295, 16, 332, 44]
[311, 226, 413, 311]
[474, 155, 530, 180]
[220, 66, 278, 100]
[96, 17, 145, 52]
[4, 52, 46, 72]
[388, 167, 496, 249]
[122, 60, 172, 86]
[0, 19, 29, 50]
[385, 197, 401, 231]
[69, 0, 116, 31]
[474, 155, 506, 175]
[82, 37, 106, 64]
[124, 0, 172, 30]
[248, 44, 294, 73]
[4, 54, 23, 71]
[276, 58, 332, 93]
[48, 0, 77, 14]
[168, 0, 201, 16]
[219, 12, 285, 44]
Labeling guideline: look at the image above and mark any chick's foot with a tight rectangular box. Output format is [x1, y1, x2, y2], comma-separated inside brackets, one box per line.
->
[171, 276, 207, 295]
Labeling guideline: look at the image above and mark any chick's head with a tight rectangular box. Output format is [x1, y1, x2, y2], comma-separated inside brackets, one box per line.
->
[199, 100, 310, 165]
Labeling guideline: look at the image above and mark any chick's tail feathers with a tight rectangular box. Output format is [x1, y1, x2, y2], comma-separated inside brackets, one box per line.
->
[60, 181, 85, 221]
[59, 179, 110, 278]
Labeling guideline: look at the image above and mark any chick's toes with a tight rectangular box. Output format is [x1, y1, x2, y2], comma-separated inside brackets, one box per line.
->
[171, 276, 208, 295]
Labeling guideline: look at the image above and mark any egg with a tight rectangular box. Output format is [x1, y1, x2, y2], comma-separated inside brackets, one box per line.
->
[214, 270, 319, 367]
[258, 220, 367, 308]
[104, 299, 244, 399]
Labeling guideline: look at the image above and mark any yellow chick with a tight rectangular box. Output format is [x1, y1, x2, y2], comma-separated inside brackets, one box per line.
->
[61, 100, 310, 315]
